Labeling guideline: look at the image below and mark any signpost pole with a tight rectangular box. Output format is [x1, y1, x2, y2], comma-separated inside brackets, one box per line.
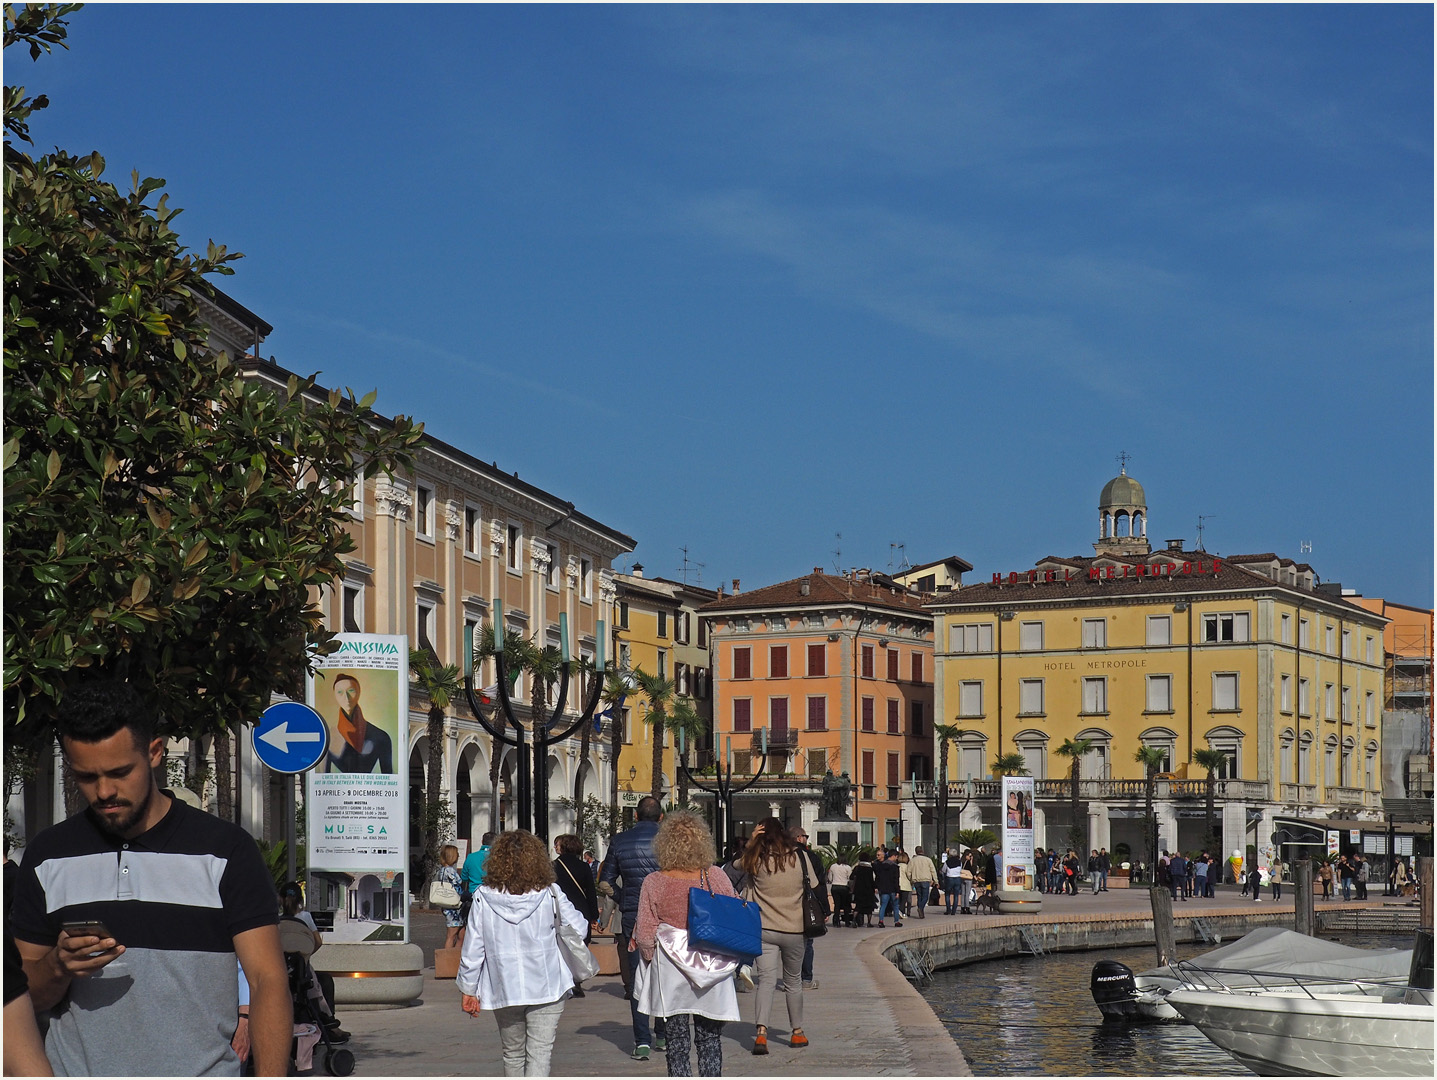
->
[285, 774, 297, 883]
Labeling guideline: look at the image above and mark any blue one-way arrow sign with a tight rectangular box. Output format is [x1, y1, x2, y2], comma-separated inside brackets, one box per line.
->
[252, 701, 328, 775]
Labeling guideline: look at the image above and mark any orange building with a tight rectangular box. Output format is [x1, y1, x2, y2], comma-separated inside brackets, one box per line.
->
[702, 569, 937, 849]
[1346, 596, 1433, 799]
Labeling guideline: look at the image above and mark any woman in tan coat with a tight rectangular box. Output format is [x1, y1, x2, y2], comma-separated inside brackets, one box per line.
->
[738, 818, 808, 1054]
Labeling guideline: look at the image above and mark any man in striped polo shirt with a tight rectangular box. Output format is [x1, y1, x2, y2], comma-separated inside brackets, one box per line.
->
[12, 677, 291, 1075]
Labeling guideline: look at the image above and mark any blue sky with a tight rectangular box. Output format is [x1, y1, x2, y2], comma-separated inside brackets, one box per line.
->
[20, 3, 1433, 602]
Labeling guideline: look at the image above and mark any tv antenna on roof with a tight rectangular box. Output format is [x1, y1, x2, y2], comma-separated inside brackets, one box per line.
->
[832, 533, 842, 575]
[1196, 514, 1216, 552]
[1300, 541, 1312, 554]
[889, 542, 909, 573]
[675, 546, 705, 586]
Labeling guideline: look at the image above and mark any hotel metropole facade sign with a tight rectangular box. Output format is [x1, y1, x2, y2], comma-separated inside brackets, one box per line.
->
[990, 558, 1223, 586]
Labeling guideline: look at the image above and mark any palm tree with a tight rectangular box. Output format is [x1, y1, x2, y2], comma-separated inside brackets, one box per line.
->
[1134, 745, 1167, 871]
[956, 827, 997, 853]
[633, 667, 676, 800]
[1055, 737, 1095, 854]
[1192, 748, 1229, 850]
[991, 752, 1029, 778]
[569, 656, 599, 807]
[934, 723, 964, 849]
[410, 648, 462, 886]
[665, 696, 707, 808]
[601, 669, 633, 836]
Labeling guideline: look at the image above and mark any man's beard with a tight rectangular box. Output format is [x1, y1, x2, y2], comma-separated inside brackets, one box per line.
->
[92, 785, 152, 837]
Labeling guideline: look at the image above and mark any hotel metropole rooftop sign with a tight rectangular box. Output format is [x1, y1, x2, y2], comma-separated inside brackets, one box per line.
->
[989, 558, 1223, 586]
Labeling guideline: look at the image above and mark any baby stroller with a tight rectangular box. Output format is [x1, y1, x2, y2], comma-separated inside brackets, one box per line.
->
[280, 918, 355, 1077]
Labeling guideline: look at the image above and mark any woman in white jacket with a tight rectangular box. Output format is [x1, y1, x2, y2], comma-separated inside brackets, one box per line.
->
[458, 830, 589, 1077]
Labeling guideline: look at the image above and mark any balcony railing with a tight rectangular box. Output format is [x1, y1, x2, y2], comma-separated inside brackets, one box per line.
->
[909, 777, 1271, 803]
[1280, 783, 1318, 804]
[750, 728, 800, 752]
[1327, 786, 1367, 807]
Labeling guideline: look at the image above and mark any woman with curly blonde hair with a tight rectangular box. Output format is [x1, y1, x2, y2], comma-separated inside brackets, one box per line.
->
[632, 811, 739, 1076]
[458, 830, 588, 1076]
[736, 818, 808, 1054]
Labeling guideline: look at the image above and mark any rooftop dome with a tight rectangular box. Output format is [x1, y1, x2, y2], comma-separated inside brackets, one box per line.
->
[1100, 470, 1146, 508]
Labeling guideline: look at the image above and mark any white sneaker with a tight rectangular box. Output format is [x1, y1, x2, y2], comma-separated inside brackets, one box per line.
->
[736, 965, 755, 991]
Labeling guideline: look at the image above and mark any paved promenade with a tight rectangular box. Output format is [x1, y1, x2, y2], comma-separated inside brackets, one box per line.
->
[338, 887, 1411, 1077]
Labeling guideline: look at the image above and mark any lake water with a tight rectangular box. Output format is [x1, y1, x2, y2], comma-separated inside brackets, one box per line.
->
[928, 934, 1411, 1076]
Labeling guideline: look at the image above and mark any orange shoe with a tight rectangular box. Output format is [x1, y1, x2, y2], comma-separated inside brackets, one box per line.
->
[791, 1031, 809, 1048]
[752, 1033, 768, 1055]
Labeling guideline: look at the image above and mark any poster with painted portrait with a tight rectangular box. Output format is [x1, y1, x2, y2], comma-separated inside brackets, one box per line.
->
[305, 635, 409, 941]
[1001, 775, 1035, 888]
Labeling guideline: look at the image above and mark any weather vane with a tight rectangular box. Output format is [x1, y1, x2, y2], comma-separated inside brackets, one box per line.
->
[1116, 450, 1132, 474]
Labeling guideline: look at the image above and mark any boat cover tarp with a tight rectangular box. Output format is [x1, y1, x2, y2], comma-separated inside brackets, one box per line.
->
[1144, 927, 1412, 987]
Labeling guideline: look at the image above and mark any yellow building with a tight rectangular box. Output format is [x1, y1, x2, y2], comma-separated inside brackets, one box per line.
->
[927, 468, 1388, 865]
[612, 568, 716, 817]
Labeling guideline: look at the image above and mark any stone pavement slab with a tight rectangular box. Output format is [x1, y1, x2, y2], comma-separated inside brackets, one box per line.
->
[338, 888, 1399, 1076]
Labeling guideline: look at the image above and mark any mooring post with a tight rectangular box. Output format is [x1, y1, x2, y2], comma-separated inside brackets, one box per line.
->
[1294, 857, 1314, 936]
[1149, 885, 1177, 966]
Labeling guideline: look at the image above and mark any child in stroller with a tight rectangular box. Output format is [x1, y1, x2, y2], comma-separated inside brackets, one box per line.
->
[277, 882, 354, 1076]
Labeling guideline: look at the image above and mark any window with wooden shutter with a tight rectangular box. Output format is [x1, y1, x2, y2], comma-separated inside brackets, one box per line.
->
[1082, 677, 1106, 714]
[861, 697, 875, 731]
[1082, 619, 1106, 648]
[769, 645, 788, 678]
[910, 653, 923, 684]
[733, 698, 751, 732]
[770, 697, 789, 738]
[1146, 675, 1172, 712]
[1213, 673, 1239, 711]
[959, 681, 983, 717]
[887, 699, 899, 733]
[1146, 616, 1170, 646]
[861, 644, 875, 678]
[861, 750, 875, 786]
[807, 642, 826, 676]
[733, 646, 751, 680]
[887, 648, 899, 680]
[1020, 621, 1043, 651]
[807, 696, 826, 730]
[1019, 679, 1043, 715]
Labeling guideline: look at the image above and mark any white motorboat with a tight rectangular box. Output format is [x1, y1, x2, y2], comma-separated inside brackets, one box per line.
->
[1091, 926, 1413, 1022]
[1166, 983, 1433, 1077]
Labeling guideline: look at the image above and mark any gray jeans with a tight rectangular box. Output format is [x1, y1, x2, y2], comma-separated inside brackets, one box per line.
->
[493, 998, 565, 1076]
[754, 929, 805, 1032]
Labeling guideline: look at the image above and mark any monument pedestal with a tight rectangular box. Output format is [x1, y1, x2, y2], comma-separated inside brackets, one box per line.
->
[813, 817, 859, 849]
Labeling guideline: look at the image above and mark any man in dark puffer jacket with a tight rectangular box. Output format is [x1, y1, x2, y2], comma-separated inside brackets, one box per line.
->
[599, 795, 666, 1060]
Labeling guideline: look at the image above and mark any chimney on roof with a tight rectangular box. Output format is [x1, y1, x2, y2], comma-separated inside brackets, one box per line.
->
[731, 578, 741, 595]
[631, 563, 644, 578]
[813, 566, 824, 575]
[1166, 539, 1184, 552]
[716, 583, 725, 598]
[800, 579, 810, 596]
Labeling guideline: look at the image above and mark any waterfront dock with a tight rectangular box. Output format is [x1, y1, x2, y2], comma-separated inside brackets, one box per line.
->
[336, 889, 1416, 1076]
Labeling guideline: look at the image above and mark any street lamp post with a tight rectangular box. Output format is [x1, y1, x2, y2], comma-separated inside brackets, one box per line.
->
[463, 604, 605, 845]
[678, 729, 770, 859]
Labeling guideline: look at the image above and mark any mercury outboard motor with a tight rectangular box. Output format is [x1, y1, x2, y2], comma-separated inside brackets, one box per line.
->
[1091, 960, 1141, 1021]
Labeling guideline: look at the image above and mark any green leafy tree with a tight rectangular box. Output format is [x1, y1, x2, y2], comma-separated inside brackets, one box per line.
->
[410, 648, 461, 885]
[1134, 745, 1167, 870]
[1055, 737, 1094, 854]
[3, 6, 423, 791]
[1192, 747, 1228, 850]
